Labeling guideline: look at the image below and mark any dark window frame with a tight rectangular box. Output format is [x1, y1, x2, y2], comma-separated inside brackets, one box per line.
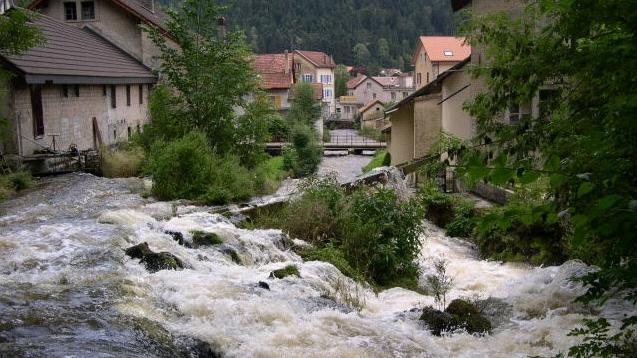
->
[30, 85, 45, 138]
[74, 85, 79, 97]
[62, 84, 68, 97]
[126, 85, 131, 106]
[81, 1, 95, 20]
[64, 2, 77, 21]
[110, 85, 116, 108]
[138, 84, 143, 104]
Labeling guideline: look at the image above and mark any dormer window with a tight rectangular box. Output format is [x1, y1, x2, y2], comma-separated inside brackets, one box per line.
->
[81, 1, 95, 20]
[443, 50, 453, 56]
[64, 2, 77, 21]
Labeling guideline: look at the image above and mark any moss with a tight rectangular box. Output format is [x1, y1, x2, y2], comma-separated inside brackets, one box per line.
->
[420, 306, 454, 336]
[445, 299, 479, 316]
[421, 300, 492, 336]
[271, 264, 300, 279]
[221, 247, 242, 265]
[141, 252, 184, 273]
[125, 242, 153, 260]
[191, 231, 223, 246]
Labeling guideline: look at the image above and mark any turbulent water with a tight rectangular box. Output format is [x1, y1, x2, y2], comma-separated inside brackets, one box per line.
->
[0, 164, 633, 357]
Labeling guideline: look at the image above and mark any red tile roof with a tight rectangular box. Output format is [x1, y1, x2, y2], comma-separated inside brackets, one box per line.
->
[414, 36, 471, 63]
[2, 14, 156, 83]
[372, 76, 401, 88]
[294, 50, 336, 68]
[347, 74, 367, 89]
[254, 53, 293, 89]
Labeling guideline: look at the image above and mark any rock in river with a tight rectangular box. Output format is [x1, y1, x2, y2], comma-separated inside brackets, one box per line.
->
[125, 242, 185, 273]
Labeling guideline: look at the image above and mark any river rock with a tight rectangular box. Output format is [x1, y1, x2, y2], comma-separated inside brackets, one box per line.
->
[258, 281, 270, 290]
[125, 242, 185, 273]
[420, 299, 491, 336]
[221, 246, 242, 265]
[192, 231, 223, 247]
[269, 265, 300, 279]
[165, 230, 184, 245]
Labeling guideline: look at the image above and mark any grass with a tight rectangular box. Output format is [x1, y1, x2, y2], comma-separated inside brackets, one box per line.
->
[271, 264, 300, 279]
[101, 146, 145, 178]
[362, 150, 390, 173]
[0, 171, 33, 202]
[256, 155, 288, 194]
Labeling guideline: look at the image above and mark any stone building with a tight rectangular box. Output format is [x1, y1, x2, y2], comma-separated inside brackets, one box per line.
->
[0, 14, 157, 159]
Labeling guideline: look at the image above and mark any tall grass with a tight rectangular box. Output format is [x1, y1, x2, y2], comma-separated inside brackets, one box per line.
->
[362, 150, 391, 173]
[0, 171, 33, 201]
[101, 146, 145, 178]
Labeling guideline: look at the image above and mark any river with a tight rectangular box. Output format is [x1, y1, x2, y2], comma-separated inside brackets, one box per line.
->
[0, 157, 632, 357]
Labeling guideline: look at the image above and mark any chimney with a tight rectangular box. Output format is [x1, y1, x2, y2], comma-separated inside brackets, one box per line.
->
[284, 50, 290, 74]
[217, 17, 227, 41]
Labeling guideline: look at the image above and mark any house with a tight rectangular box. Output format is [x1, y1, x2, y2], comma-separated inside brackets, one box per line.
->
[293, 50, 336, 115]
[359, 100, 386, 130]
[0, 13, 157, 162]
[347, 74, 414, 108]
[254, 51, 294, 112]
[385, 58, 471, 174]
[27, 0, 176, 70]
[412, 36, 470, 89]
[335, 96, 361, 121]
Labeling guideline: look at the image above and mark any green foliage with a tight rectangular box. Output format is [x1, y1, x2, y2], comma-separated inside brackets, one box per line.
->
[283, 125, 322, 178]
[145, 132, 255, 205]
[334, 65, 349, 97]
[233, 94, 271, 168]
[564, 318, 636, 358]
[191, 231, 223, 246]
[267, 113, 289, 142]
[426, 257, 454, 310]
[459, 1, 637, 350]
[134, 85, 188, 150]
[100, 146, 145, 178]
[144, 0, 262, 156]
[362, 150, 390, 173]
[271, 264, 300, 279]
[288, 83, 321, 127]
[253, 155, 287, 194]
[358, 126, 384, 142]
[249, 177, 424, 288]
[0, 171, 33, 201]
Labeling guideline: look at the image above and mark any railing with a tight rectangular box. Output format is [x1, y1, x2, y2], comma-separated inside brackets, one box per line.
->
[327, 134, 384, 146]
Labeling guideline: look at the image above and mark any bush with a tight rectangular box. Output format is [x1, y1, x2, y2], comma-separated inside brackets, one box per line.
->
[268, 114, 289, 142]
[145, 132, 255, 205]
[358, 126, 384, 142]
[282, 125, 322, 177]
[418, 181, 456, 227]
[362, 150, 391, 173]
[303, 243, 364, 282]
[0, 171, 33, 200]
[101, 146, 145, 178]
[253, 155, 287, 195]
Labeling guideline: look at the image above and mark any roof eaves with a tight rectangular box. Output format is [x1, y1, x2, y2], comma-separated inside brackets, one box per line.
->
[386, 56, 469, 113]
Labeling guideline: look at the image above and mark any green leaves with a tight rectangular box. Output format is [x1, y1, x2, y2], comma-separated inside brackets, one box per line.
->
[577, 182, 595, 198]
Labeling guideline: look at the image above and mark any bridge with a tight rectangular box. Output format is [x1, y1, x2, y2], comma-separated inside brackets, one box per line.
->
[267, 133, 386, 153]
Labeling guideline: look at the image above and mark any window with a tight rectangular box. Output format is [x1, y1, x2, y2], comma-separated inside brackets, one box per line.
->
[295, 63, 301, 71]
[30, 85, 44, 138]
[348, 90, 353, 96]
[344, 106, 350, 114]
[323, 89, 332, 98]
[417, 73, 421, 85]
[366, 81, 372, 89]
[74, 85, 79, 97]
[127, 126, 132, 139]
[402, 92, 408, 98]
[113, 129, 117, 140]
[62, 84, 69, 97]
[443, 50, 453, 57]
[303, 74, 313, 83]
[427, 72, 430, 83]
[110, 85, 116, 108]
[433, 63, 439, 77]
[81, 1, 95, 20]
[391, 92, 396, 100]
[320, 75, 332, 84]
[126, 85, 131, 106]
[64, 2, 77, 21]
[336, 107, 341, 113]
[373, 93, 377, 99]
[138, 84, 143, 104]
[103, 85, 107, 96]
[539, 89, 558, 118]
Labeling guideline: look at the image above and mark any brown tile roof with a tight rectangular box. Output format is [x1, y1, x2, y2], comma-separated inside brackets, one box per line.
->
[28, 0, 172, 39]
[414, 36, 471, 63]
[294, 50, 336, 68]
[347, 74, 367, 89]
[254, 53, 293, 89]
[372, 76, 401, 88]
[2, 14, 156, 84]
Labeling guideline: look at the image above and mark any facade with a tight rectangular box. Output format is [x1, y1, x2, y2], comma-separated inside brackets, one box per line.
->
[293, 50, 336, 115]
[347, 74, 414, 108]
[253, 52, 294, 112]
[0, 14, 157, 158]
[359, 100, 386, 130]
[27, 0, 175, 70]
[335, 96, 362, 121]
[412, 36, 470, 89]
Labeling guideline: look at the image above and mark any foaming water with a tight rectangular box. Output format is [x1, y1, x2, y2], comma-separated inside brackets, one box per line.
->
[0, 173, 633, 357]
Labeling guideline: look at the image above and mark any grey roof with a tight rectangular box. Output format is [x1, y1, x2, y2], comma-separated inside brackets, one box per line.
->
[2, 13, 157, 84]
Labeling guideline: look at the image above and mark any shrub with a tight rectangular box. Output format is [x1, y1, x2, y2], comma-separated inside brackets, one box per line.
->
[283, 125, 322, 178]
[145, 132, 255, 205]
[252, 155, 287, 195]
[358, 126, 384, 141]
[101, 146, 145, 178]
[0, 171, 33, 200]
[418, 181, 456, 227]
[362, 150, 390, 173]
[271, 264, 300, 279]
[303, 243, 364, 282]
[268, 114, 289, 142]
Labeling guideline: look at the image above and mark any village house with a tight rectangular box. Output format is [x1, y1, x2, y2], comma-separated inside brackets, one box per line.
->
[412, 36, 470, 89]
[293, 50, 336, 116]
[0, 13, 157, 163]
[347, 73, 414, 108]
[253, 51, 294, 113]
[334, 95, 362, 122]
[359, 100, 387, 131]
[27, 0, 175, 70]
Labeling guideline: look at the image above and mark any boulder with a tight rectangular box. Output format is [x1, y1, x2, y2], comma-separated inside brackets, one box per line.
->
[221, 246, 242, 265]
[125, 242, 184, 273]
[165, 230, 184, 245]
[191, 231, 223, 247]
[258, 281, 270, 290]
[419, 299, 492, 336]
[419, 306, 454, 336]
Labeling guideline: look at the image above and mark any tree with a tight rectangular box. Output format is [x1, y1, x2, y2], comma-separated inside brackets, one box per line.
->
[377, 38, 390, 67]
[144, 0, 260, 156]
[283, 82, 322, 177]
[1, 8, 43, 138]
[288, 83, 320, 127]
[353, 43, 370, 66]
[334, 64, 349, 98]
[459, 1, 637, 355]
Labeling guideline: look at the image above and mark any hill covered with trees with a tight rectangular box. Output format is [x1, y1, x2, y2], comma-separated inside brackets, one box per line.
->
[159, 0, 456, 73]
